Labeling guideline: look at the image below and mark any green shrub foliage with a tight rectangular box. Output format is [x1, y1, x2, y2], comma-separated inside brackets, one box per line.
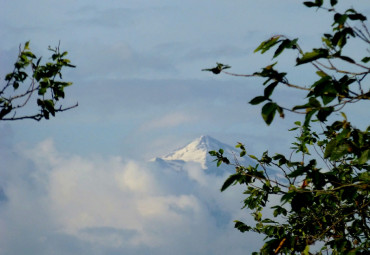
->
[1, 42, 76, 121]
[205, 1, 369, 254]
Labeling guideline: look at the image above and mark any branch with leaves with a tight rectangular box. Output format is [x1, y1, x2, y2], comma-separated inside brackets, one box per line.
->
[0, 42, 77, 121]
[206, 1, 369, 254]
[203, 5, 369, 127]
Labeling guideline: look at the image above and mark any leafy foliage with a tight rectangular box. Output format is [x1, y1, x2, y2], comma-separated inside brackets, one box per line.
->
[1, 42, 77, 121]
[206, 1, 369, 254]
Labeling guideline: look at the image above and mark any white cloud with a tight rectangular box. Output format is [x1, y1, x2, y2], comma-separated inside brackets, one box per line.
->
[115, 161, 158, 193]
[0, 138, 264, 254]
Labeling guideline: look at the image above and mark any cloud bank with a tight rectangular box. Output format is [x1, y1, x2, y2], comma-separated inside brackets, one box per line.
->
[0, 135, 262, 255]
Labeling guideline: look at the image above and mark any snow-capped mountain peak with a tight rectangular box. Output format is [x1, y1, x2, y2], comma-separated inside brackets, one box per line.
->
[158, 135, 235, 169]
[151, 135, 278, 178]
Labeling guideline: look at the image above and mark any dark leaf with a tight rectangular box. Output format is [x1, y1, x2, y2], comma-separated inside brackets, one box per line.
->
[13, 81, 19, 89]
[264, 82, 278, 98]
[291, 193, 313, 212]
[348, 13, 367, 21]
[261, 102, 277, 125]
[288, 166, 307, 178]
[296, 49, 329, 65]
[281, 190, 296, 204]
[337, 55, 355, 63]
[317, 107, 334, 122]
[304, 109, 317, 127]
[234, 221, 252, 233]
[273, 38, 298, 58]
[0, 105, 12, 119]
[276, 105, 284, 118]
[361, 57, 370, 63]
[240, 150, 246, 157]
[303, 2, 317, 7]
[202, 63, 231, 74]
[249, 96, 267, 105]
[221, 174, 240, 192]
[334, 13, 348, 26]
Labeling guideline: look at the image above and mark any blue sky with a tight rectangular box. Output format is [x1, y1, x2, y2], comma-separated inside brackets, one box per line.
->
[0, 1, 369, 254]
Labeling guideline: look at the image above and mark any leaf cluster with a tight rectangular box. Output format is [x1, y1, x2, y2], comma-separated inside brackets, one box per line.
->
[206, 1, 369, 253]
[212, 120, 369, 254]
[1, 41, 77, 121]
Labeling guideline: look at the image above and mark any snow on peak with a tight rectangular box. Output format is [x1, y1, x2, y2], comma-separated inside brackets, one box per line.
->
[160, 135, 234, 169]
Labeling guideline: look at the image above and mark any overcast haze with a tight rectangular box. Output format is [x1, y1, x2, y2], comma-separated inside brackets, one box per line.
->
[1, 1, 369, 254]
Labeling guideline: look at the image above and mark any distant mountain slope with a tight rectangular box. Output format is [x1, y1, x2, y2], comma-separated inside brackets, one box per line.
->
[161, 135, 237, 168]
[151, 135, 261, 175]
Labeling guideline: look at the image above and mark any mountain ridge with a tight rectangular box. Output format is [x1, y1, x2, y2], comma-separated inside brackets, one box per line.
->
[151, 135, 254, 174]
[151, 135, 279, 179]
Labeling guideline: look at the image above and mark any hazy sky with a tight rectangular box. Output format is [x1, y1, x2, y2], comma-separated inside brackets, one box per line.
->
[0, 1, 369, 254]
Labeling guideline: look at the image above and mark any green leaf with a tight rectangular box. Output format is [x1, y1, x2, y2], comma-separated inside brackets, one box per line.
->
[202, 63, 231, 74]
[249, 96, 267, 105]
[334, 13, 348, 26]
[322, 35, 334, 49]
[292, 97, 320, 111]
[0, 105, 12, 119]
[337, 55, 355, 64]
[322, 94, 336, 105]
[276, 105, 284, 118]
[302, 245, 310, 255]
[5, 73, 14, 81]
[222, 157, 230, 164]
[303, 0, 323, 8]
[348, 13, 367, 21]
[38, 87, 47, 95]
[24, 41, 30, 50]
[273, 38, 298, 58]
[13, 81, 19, 89]
[287, 166, 306, 178]
[304, 108, 317, 127]
[65, 63, 76, 68]
[328, 143, 349, 160]
[264, 82, 278, 98]
[316, 71, 328, 78]
[296, 49, 329, 65]
[358, 172, 370, 182]
[330, 0, 338, 6]
[272, 205, 288, 217]
[303, 2, 316, 7]
[281, 190, 296, 204]
[217, 159, 222, 167]
[254, 36, 281, 54]
[240, 150, 246, 157]
[261, 102, 277, 125]
[234, 220, 252, 233]
[317, 107, 334, 122]
[221, 174, 240, 191]
[358, 149, 369, 164]
[44, 100, 55, 116]
[209, 150, 217, 156]
[361, 57, 370, 63]
[22, 51, 36, 59]
[249, 154, 258, 160]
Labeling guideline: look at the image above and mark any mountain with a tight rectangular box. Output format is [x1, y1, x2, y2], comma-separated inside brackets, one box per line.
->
[160, 135, 235, 168]
[151, 135, 255, 174]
